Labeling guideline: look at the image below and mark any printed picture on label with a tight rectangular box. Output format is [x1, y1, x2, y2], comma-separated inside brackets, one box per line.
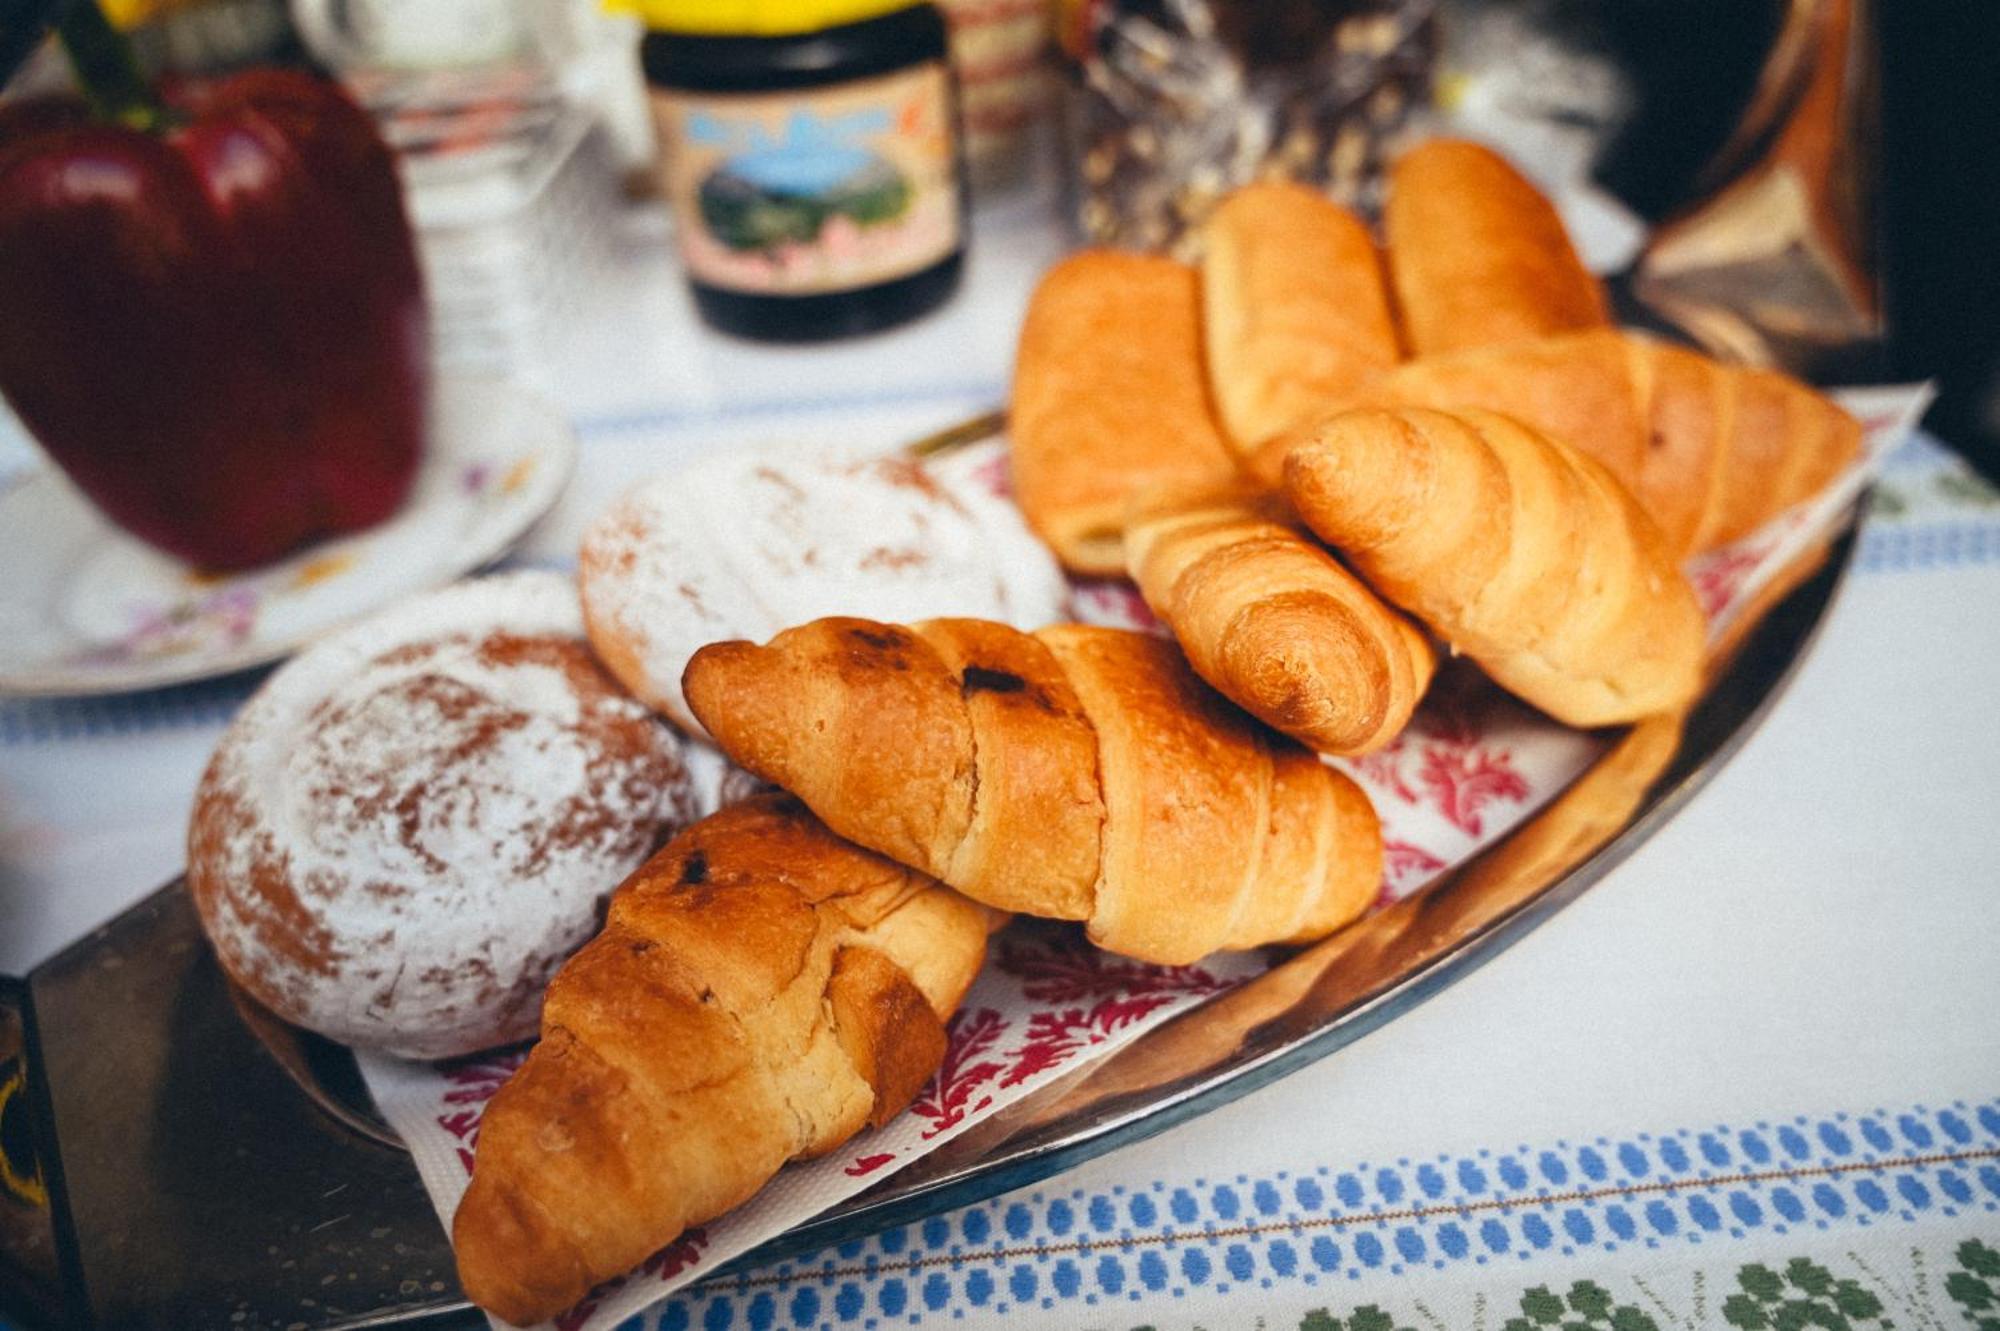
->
[690, 107, 913, 254]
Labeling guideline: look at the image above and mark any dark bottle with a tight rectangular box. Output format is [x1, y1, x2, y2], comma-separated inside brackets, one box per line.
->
[641, 0, 968, 342]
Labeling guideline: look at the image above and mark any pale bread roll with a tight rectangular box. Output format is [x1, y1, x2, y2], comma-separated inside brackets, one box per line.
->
[1200, 181, 1402, 451]
[580, 443, 1066, 737]
[1011, 250, 1241, 575]
[1384, 138, 1611, 356]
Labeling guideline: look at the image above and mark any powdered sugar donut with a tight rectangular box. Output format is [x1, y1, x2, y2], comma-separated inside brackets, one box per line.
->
[579, 442, 1068, 736]
[188, 572, 695, 1059]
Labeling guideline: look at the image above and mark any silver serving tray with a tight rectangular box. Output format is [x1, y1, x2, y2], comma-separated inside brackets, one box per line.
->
[9, 512, 1859, 1330]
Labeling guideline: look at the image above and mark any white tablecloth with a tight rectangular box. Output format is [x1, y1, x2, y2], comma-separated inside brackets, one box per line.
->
[4, 190, 1999, 1331]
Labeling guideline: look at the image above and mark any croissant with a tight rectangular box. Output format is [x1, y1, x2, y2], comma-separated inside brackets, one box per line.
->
[1244, 329, 1863, 558]
[684, 618, 1382, 964]
[1125, 494, 1436, 755]
[1384, 138, 1611, 357]
[1285, 408, 1706, 728]
[1011, 250, 1242, 575]
[1199, 181, 1402, 453]
[453, 795, 995, 1327]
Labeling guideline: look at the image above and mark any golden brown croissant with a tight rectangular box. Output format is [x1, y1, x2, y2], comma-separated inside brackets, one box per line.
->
[1244, 329, 1863, 558]
[1125, 494, 1435, 755]
[1384, 139, 1611, 357]
[684, 618, 1382, 964]
[1285, 408, 1706, 728]
[1011, 250, 1242, 575]
[1200, 181, 1402, 452]
[452, 795, 995, 1327]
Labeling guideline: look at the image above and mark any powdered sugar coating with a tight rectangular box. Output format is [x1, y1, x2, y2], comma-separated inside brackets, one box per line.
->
[579, 443, 1068, 736]
[188, 572, 695, 1059]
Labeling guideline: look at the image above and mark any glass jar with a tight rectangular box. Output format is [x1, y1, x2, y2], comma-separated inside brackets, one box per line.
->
[640, 0, 969, 341]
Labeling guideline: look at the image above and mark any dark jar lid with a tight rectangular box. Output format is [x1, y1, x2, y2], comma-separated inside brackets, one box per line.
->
[641, 1, 948, 92]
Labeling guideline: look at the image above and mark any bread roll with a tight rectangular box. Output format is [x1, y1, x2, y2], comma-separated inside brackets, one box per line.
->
[453, 795, 994, 1326]
[580, 445, 1066, 736]
[1384, 139, 1611, 356]
[1011, 251, 1241, 575]
[684, 618, 1382, 963]
[1286, 408, 1705, 727]
[1200, 181, 1401, 451]
[1126, 495, 1434, 754]
[187, 572, 696, 1059]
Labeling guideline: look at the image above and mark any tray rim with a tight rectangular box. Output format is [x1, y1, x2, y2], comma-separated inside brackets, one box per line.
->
[19, 502, 1863, 1330]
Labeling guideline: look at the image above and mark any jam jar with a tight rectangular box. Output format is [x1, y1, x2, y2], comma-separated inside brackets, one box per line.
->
[640, 0, 969, 341]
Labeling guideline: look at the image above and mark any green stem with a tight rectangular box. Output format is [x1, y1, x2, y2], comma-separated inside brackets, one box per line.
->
[55, 0, 163, 132]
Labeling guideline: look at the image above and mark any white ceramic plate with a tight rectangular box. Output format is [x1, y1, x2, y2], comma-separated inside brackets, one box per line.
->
[0, 376, 576, 698]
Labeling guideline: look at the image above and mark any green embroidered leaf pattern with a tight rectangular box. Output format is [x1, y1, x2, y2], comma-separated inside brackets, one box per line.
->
[1520, 1286, 1567, 1325]
[1947, 1235, 2000, 1329]
[1740, 1265, 1787, 1301]
[1295, 1308, 1412, 1331]
[1867, 486, 1910, 519]
[1828, 1279, 1884, 1320]
[1723, 1293, 1773, 1329]
[1963, 1239, 2000, 1279]
[1568, 1281, 1615, 1320]
[1246, 1235, 2000, 1331]
[1785, 1258, 1836, 1298]
[1716, 1254, 1889, 1330]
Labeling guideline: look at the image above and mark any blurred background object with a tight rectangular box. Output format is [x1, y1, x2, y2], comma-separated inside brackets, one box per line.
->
[4, 0, 1994, 468]
[0, 6, 430, 571]
[1056, 0, 1437, 257]
[1875, 0, 2000, 481]
[1631, 0, 1883, 381]
[937, 0, 1054, 192]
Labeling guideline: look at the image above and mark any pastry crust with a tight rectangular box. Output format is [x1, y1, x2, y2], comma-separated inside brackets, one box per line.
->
[1278, 329, 1863, 557]
[1384, 139, 1611, 356]
[1010, 250, 1241, 575]
[1126, 494, 1435, 755]
[453, 795, 995, 1326]
[1200, 181, 1401, 451]
[685, 619, 1382, 964]
[579, 445, 1065, 736]
[1286, 408, 1706, 727]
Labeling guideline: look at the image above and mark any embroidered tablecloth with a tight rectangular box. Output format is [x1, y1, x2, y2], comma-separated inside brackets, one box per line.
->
[3, 192, 1997, 1331]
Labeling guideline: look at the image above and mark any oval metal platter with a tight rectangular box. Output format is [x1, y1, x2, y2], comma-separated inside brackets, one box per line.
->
[251, 501, 1861, 1305]
[15, 494, 1861, 1331]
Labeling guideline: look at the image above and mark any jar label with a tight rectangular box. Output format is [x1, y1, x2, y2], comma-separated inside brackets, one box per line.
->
[652, 64, 962, 297]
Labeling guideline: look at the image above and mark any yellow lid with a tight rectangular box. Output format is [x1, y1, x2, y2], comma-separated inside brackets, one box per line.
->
[614, 0, 921, 37]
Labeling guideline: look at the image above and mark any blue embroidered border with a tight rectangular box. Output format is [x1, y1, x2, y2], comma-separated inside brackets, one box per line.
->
[640, 1097, 2000, 1330]
[1856, 519, 2000, 574]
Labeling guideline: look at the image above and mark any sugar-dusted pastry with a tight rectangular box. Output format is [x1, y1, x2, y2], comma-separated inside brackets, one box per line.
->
[1010, 250, 1242, 575]
[454, 794, 996, 1327]
[685, 618, 1381, 964]
[579, 443, 1066, 737]
[1285, 408, 1705, 727]
[1126, 494, 1435, 755]
[1199, 181, 1402, 451]
[1383, 138, 1611, 357]
[187, 572, 696, 1059]
[1298, 328, 1863, 556]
